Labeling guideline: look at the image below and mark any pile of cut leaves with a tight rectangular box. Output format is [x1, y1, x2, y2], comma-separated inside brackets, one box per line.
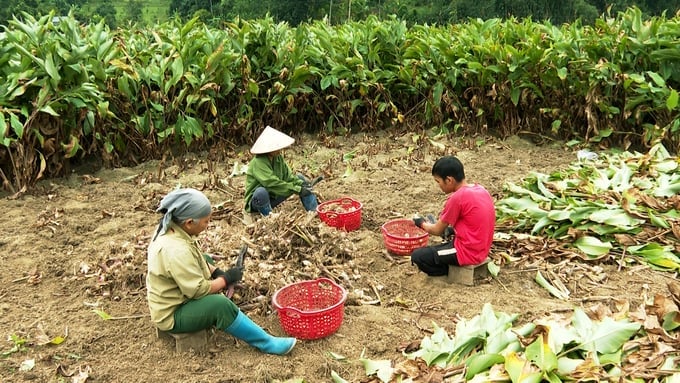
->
[495, 143, 679, 271]
[332, 281, 680, 383]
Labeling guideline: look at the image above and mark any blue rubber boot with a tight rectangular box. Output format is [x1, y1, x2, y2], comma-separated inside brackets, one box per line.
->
[225, 311, 296, 355]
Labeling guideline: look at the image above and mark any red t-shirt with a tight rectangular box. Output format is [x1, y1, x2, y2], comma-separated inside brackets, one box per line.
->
[440, 184, 495, 265]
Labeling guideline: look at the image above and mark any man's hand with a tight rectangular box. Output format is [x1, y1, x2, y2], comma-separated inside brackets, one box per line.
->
[300, 187, 312, 197]
[413, 217, 425, 228]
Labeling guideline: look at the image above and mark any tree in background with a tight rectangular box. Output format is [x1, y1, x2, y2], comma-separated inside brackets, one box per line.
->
[1, 0, 40, 25]
[2, 0, 680, 29]
[93, 3, 117, 28]
[169, 0, 231, 22]
[126, 0, 144, 25]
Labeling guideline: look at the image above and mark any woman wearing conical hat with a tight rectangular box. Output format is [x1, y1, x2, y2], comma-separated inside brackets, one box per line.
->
[244, 126, 319, 216]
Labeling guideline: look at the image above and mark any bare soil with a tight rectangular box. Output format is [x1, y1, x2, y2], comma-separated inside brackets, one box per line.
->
[0, 132, 672, 383]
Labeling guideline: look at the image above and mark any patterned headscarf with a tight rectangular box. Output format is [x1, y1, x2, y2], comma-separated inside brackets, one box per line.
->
[152, 188, 212, 241]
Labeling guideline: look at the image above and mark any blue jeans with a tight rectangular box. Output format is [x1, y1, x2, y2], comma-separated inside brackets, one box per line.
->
[250, 174, 318, 216]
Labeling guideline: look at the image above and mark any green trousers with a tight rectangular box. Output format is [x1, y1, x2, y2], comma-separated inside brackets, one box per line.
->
[170, 294, 239, 333]
[170, 253, 238, 333]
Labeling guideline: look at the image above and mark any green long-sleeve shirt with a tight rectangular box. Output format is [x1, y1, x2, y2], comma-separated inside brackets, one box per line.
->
[244, 154, 303, 212]
[146, 221, 211, 331]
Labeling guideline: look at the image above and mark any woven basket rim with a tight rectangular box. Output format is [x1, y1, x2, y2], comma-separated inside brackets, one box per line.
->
[381, 218, 428, 240]
[271, 277, 348, 315]
[317, 197, 363, 213]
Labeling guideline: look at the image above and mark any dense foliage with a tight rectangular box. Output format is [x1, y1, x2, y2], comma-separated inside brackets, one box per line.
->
[1, 0, 680, 27]
[1, 8, 680, 193]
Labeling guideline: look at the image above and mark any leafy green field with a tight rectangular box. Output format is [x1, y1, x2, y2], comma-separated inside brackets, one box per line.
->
[2, 9, 680, 193]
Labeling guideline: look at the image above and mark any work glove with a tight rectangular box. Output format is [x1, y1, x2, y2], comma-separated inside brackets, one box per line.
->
[413, 217, 425, 228]
[211, 268, 225, 280]
[443, 226, 454, 239]
[299, 187, 312, 198]
[213, 267, 243, 285]
[223, 266, 244, 284]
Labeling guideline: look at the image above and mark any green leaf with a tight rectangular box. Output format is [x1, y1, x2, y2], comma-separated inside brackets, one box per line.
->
[330, 370, 348, 383]
[627, 243, 680, 270]
[647, 71, 665, 87]
[62, 135, 80, 159]
[526, 334, 557, 372]
[535, 271, 569, 300]
[505, 352, 542, 383]
[320, 75, 334, 90]
[556, 356, 584, 375]
[247, 80, 259, 96]
[571, 308, 640, 355]
[546, 210, 571, 221]
[0, 112, 7, 140]
[667, 89, 679, 110]
[573, 236, 612, 257]
[648, 209, 670, 229]
[487, 261, 500, 277]
[556, 67, 567, 80]
[406, 325, 456, 367]
[342, 163, 353, 178]
[511, 87, 521, 106]
[167, 57, 184, 92]
[40, 105, 60, 117]
[327, 351, 346, 361]
[662, 311, 680, 331]
[10, 113, 24, 139]
[498, 197, 547, 219]
[44, 53, 62, 82]
[93, 309, 112, 320]
[180, 17, 199, 38]
[342, 150, 356, 162]
[433, 81, 444, 107]
[465, 353, 504, 380]
[359, 358, 393, 383]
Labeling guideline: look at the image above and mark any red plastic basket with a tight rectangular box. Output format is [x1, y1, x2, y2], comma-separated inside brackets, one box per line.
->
[271, 278, 348, 340]
[381, 219, 430, 256]
[316, 197, 362, 232]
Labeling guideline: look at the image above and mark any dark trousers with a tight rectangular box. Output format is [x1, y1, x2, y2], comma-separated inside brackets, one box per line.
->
[410, 242, 459, 276]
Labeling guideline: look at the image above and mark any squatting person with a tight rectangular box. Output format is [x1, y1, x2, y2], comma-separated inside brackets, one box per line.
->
[411, 156, 496, 276]
[146, 188, 296, 355]
[244, 126, 319, 216]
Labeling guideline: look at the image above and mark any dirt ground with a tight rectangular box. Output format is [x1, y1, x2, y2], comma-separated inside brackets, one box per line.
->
[0, 131, 673, 383]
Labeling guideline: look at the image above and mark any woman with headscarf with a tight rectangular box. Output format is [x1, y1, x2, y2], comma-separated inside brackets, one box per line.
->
[146, 188, 296, 355]
[244, 126, 319, 216]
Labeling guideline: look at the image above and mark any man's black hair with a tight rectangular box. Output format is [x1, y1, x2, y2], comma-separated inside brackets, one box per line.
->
[432, 156, 465, 182]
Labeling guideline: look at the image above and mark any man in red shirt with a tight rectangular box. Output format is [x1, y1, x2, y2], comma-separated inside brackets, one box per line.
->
[411, 156, 496, 276]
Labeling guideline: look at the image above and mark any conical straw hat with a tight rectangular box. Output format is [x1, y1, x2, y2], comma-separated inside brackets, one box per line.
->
[250, 126, 295, 154]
